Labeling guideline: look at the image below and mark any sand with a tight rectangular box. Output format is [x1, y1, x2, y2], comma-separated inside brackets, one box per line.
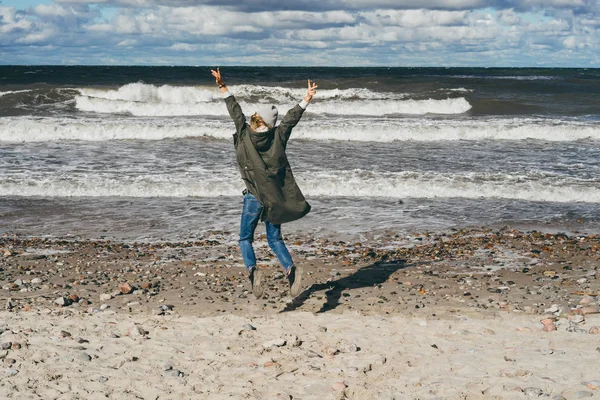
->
[1, 227, 599, 399]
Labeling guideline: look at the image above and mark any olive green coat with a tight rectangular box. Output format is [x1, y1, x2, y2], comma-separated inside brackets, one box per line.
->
[225, 95, 311, 224]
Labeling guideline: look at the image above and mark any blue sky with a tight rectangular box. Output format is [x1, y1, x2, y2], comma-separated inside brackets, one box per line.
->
[1, 0, 599, 67]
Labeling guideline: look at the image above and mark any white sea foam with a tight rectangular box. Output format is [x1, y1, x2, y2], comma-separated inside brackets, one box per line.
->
[2, 117, 599, 143]
[73, 83, 469, 117]
[2, 170, 599, 203]
[0, 89, 33, 97]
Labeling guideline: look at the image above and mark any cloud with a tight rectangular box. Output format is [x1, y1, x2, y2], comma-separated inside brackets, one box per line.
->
[1, 0, 599, 66]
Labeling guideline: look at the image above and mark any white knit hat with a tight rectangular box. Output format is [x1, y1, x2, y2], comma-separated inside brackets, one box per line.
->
[255, 104, 278, 128]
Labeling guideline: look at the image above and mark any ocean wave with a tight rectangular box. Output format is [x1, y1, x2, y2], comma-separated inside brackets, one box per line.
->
[73, 82, 467, 117]
[0, 89, 34, 98]
[2, 170, 599, 203]
[2, 117, 599, 143]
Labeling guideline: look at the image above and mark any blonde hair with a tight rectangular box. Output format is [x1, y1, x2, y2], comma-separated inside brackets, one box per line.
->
[250, 113, 269, 130]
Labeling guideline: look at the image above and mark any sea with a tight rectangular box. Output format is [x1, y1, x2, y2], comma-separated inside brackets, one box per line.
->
[1, 66, 599, 242]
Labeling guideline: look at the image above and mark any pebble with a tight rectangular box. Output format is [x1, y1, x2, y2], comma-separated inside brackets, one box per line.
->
[31, 278, 42, 285]
[98, 376, 108, 383]
[586, 380, 600, 390]
[77, 353, 92, 362]
[577, 278, 589, 284]
[127, 325, 147, 337]
[589, 326, 600, 334]
[544, 304, 561, 314]
[339, 343, 358, 353]
[1, 342, 11, 350]
[540, 318, 556, 332]
[164, 369, 183, 377]
[332, 382, 347, 391]
[262, 339, 286, 349]
[241, 324, 256, 331]
[119, 282, 134, 294]
[576, 391, 594, 398]
[99, 293, 113, 302]
[5, 368, 18, 376]
[162, 364, 172, 371]
[523, 387, 543, 397]
[55, 297, 71, 307]
[4, 358, 16, 365]
[323, 346, 339, 356]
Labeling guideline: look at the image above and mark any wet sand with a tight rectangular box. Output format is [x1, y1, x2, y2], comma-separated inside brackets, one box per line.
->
[1, 227, 599, 399]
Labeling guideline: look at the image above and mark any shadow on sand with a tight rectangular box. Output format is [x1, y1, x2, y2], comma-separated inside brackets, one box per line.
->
[281, 258, 409, 313]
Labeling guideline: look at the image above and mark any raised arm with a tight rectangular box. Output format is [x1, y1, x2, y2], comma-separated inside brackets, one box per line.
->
[277, 79, 318, 142]
[211, 68, 246, 135]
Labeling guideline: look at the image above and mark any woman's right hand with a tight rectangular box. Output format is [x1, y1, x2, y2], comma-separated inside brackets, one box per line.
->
[305, 79, 318, 103]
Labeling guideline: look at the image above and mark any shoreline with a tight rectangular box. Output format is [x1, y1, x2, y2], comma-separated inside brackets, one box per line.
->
[2, 226, 599, 399]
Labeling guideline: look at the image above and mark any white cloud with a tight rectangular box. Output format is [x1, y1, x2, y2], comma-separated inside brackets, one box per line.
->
[1, 0, 599, 66]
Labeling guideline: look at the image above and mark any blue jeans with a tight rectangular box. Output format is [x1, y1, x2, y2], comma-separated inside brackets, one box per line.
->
[239, 193, 294, 272]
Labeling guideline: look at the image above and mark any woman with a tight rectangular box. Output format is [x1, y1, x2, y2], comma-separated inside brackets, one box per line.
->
[211, 68, 317, 298]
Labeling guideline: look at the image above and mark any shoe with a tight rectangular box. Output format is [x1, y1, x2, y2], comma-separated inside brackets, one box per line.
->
[287, 265, 303, 297]
[249, 267, 264, 299]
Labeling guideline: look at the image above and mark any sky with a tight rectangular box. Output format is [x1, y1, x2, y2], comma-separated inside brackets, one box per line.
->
[0, 0, 599, 67]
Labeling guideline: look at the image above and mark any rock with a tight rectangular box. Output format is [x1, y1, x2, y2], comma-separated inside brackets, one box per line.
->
[575, 391, 594, 398]
[544, 304, 561, 314]
[98, 376, 108, 383]
[5, 300, 14, 311]
[588, 326, 600, 334]
[5, 368, 18, 377]
[99, 293, 112, 301]
[30, 278, 42, 285]
[55, 297, 72, 307]
[262, 339, 286, 349]
[580, 296, 595, 305]
[3, 250, 13, 257]
[577, 278, 589, 284]
[162, 364, 172, 371]
[164, 369, 183, 377]
[59, 330, 72, 338]
[323, 346, 339, 356]
[523, 387, 543, 397]
[127, 325, 147, 337]
[241, 324, 256, 331]
[11, 343, 20, 350]
[317, 326, 327, 333]
[67, 294, 80, 303]
[77, 353, 92, 362]
[119, 283, 134, 294]
[587, 381, 600, 390]
[332, 381, 347, 391]
[339, 343, 358, 353]
[540, 318, 556, 332]
[1, 342, 11, 350]
[4, 358, 16, 365]
[306, 350, 322, 358]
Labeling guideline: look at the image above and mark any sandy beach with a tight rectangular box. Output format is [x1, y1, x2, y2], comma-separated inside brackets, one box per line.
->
[1, 227, 600, 399]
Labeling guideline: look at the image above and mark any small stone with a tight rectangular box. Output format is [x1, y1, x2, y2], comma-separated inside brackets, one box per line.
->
[264, 361, 279, 368]
[11, 343, 20, 350]
[31, 278, 42, 285]
[241, 324, 256, 331]
[99, 293, 112, 301]
[55, 297, 71, 307]
[0, 342, 11, 350]
[540, 319, 556, 332]
[339, 343, 358, 353]
[4, 358, 16, 365]
[100, 304, 109, 310]
[262, 339, 286, 349]
[523, 387, 543, 397]
[580, 296, 595, 305]
[575, 391, 594, 398]
[67, 294, 80, 303]
[306, 350, 322, 358]
[577, 278, 589, 284]
[330, 271, 341, 277]
[59, 330, 72, 338]
[5, 368, 18, 376]
[119, 283, 134, 294]
[588, 326, 600, 334]
[323, 346, 339, 356]
[164, 369, 182, 377]
[317, 326, 327, 333]
[332, 381, 347, 391]
[162, 364, 173, 371]
[127, 325, 147, 337]
[77, 353, 92, 362]
[5, 300, 14, 310]
[545, 304, 561, 314]
[587, 381, 600, 390]
[98, 376, 108, 383]
[3, 250, 13, 257]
